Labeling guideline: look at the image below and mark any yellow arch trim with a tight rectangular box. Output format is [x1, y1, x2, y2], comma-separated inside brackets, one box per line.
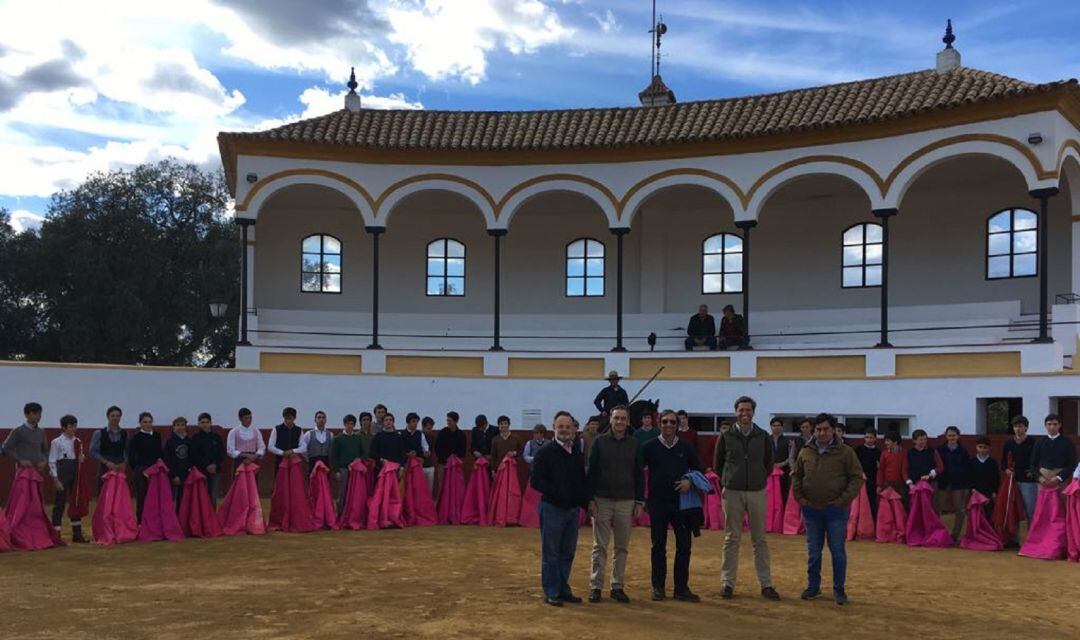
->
[374, 173, 498, 215]
[1055, 138, 1080, 174]
[495, 173, 621, 221]
[744, 155, 885, 208]
[884, 133, 1054, 195]
[236, 168, 375, 213]
[618, 168, 745, 219]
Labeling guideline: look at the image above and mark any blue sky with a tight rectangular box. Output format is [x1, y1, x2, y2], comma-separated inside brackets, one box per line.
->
[1, 0, 1078, 230]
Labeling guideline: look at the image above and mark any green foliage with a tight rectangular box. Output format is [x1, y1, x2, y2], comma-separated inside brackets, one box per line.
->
[0, 160, 239, 366]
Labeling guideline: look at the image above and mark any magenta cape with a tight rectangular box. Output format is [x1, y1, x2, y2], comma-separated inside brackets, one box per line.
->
[782, 486, 805, 535]
[765, 467, 785, 533]
[337, 459, 371, 530]
[93, 469, 138, 545]
[1019, 484, 1067, 560]
[905, 480, 952, 548]
[178, 468, 221, 538]
[518, 484, 542, 528]
[959, 490, 1002, 551]
[488, 456, 522, 527]
[634, 467, 652, 527]
[703, 470, 724, 530]
[1064, 479, 1080, 563]
[875, 487, 906, 544]
[137, 460, 185, 542]
[461, 457, 492, 526]
[403, 456, 437, 527]
[268, 455, 314, 533]
[0, 505, 11, 552]
[846, 485, 875, 541]
[217, 462, 266, 536]
[367, 461, 406, 529]
[437, 455, 467, 525]
[7, 467, 63, 551]
[309, 461, 339, 531]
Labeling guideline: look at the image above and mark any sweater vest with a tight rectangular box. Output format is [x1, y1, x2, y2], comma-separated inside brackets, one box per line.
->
[306, 431, 332, 459]
[99, 428, 127, 462]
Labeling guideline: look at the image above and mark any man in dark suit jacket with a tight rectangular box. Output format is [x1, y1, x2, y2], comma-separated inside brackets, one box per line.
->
[685, 304, 717, 350]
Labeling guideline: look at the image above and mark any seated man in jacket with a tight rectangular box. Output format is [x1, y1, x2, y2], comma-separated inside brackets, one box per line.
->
[718, 304, 748, 350]
[684, 304, 717, 351]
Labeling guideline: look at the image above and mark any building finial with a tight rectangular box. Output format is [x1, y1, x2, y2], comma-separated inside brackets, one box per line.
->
[935, 19, 961, 73]
[943, 18, 955, 49]
[347, 67, 359, 93]
[344, 66, 362, 112]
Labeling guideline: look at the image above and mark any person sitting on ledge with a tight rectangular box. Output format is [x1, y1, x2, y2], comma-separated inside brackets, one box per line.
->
[684, 304, 717, 351]
[718, 305, 748, 350]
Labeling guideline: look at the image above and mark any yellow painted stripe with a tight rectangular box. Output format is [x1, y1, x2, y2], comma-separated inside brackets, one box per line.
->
[385, 355, 485, 377]
[629, 357, 730, 380]
[507, 358, 605, 379]
[757, 355, 866, 379]
[895, 352, 1021, 378]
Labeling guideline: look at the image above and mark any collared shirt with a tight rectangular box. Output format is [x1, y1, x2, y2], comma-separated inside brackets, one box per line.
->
[816, 438, 833, 455]
[556, 437, 574, 454]
[90, 426, 125, 464]
[297, 427, 331, 454]
[227, 425, 266, 459]
[48, 433, 78, 477]
[659, 435, 680, 449]
[977, 454, 990, 463]
[404, 427, 430, 453]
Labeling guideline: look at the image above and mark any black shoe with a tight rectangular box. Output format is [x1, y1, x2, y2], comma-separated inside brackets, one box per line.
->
[610, 589, 630, 603]
[588, 589, 602, 603]
[834, 589, 848, 606]
[761, 587, 781, 601]
[673, 589, 701, 603]
[651, 587, 666, 601]
[800, 588, 821, 601]
[544, 596, 563, 607]
[721, 585, 734, 599]
[559, 592, 582, 604]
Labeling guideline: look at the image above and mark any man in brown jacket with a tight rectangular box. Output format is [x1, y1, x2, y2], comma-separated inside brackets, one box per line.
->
[791, 413, 864, 606]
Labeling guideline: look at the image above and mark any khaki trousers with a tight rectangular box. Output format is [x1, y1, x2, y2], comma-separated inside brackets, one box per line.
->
[721, 489, 773, 589]
[590, 497, 635, 590]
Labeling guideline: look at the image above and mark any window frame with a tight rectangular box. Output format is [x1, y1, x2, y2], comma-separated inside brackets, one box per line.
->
[300, 233, 342, 295]
[840, 222, 883, 289]
[565, 237, 606, 298]
[701, 232, 744, 295]
[985, 207, 1038, 281]
[425, 237, 467, 297]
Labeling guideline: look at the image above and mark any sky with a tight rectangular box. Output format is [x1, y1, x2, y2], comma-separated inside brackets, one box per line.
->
[1, 0, 1079, 231]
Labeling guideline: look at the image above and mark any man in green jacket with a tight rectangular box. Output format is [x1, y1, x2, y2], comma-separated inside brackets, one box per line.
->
[791, 413, 864, 606]
[713, 395, 778, 601]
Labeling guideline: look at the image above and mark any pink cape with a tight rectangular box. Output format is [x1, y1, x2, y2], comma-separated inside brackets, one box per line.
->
[518, 484, 542, 528]
[875, 487, 906, 544]
[137, 460, 185, 542]
[782, 486, 805, 535]
[268, 455, 314, 533]
[337, 459, 370, 530]
[460, 456, 492, 526]
[92, 469, 139, 545]
[217, 462, 266, 536]
[959, 490, 1002, 551]
[367, 461, 406, 529]
[905, 480, 952, 548]
[308, 461, 339, 531]
[178, 468, 221, 538]
[846, 485, 876, 541]
[765, 467, 785, 533]
[634, 467, 652, 527]
[437, 455, 467, 525]
[0, 505, 11, 552]
[488, 456, 523, 527]
[7, 467, 64, 551]
[703, 470, 724, 530]
[1019, 484, 1067, 560]
[1064, 479, 1080, 562]
[403, 456, 437, 527]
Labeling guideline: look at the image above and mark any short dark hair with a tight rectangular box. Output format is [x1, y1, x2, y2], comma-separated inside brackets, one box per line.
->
[374, 403, 388, 413]
[1045, 413, 1061, 424]
[553, 410, 574, 423]
[586, 415, 601, 424]
[1011, 415, 1029, 427]
[610, 404, 629, 417]
[383, 412, 395, 421]
[533, 423, 547, 433]
[60, 414, 77, 428]
[106, 405, 122, 417]
[406, 412, 420, 423]
[912, 429, 928, 439]
[864, 427, 877, 436]
[447, 411, 459, 422]
[359, 412, 372, 420]
[884, 431, 901, 443]
[475, 414, 488, 426]
[676, 410, 688, 418]
[769, 417, 783, 427]
[975, 436, 991, 447]
[734, 395, 756, 411]
[314, 410, 326, 419]
[944, 425, 960, 435]
[23, 402, 42, 415]
[421, 416, 435, 427]
[138, 411, 153, 422]
[814, 413, 837, 429]
[238, 407, 252, 419]
[197, 412, 212, 422]
[282, 407, 297, 418]
[497, 415, 511, 425]
[722, 304, 735, 313]
[798, 417, 812, 427]
[344, 414, 357, 425]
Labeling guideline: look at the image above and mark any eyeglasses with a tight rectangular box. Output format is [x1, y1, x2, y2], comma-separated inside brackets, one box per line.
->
[660, 419, 677, 425]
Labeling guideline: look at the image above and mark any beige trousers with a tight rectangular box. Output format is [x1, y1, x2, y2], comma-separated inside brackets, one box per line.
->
[590, 497, 635, 590]
[721, 489, 773, 589]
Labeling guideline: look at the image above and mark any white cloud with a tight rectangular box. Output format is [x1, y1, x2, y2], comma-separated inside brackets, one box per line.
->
[298, 86, 423, 118]
[9, 209, 45, 233]
[588, 9, 619, 34]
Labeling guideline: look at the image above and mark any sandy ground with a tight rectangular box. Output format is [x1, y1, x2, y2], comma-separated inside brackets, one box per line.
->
[3, 513, 1078, 640]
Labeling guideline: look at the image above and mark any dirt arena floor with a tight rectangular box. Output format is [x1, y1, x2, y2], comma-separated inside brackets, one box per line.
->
[4, 515, 1078, 640]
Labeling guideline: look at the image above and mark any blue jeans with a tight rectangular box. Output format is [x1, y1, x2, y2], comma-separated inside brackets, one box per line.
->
[802, 505, 849, 593]
[539, 501, 580, 598]
[1017, 482, 1038, 523]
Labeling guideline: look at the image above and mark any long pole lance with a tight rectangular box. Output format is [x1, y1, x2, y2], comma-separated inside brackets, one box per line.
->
[628, 366, 665, 404]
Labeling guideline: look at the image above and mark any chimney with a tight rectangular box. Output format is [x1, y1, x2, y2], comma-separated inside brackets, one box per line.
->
[936, 19, 961, 73]
[344, 67, 362, 112]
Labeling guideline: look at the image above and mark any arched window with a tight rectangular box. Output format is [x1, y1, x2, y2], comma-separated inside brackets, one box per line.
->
[426, 238, 466, 296]
[842, 223, 883, 288]
[987, 208, 1037, 279]
[301, 234, 341, 293]
[566, 238, 605, 297]
[702, 233, 743, 294]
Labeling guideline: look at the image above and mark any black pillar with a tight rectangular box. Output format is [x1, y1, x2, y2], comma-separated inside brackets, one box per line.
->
[872, 208, 898, 348]
[611, 228, 630, 352]
[366, 226, 385, 349]
[1030, 187, 1059, 343]
[489, 229, 507, 351]
[734, 220, 757, 349]
[236, 218, 254, 346]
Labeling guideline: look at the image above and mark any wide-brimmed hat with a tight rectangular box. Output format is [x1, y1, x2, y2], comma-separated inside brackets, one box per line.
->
[606, 370, 622, 381]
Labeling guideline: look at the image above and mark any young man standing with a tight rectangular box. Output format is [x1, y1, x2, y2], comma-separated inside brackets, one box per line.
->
[1003, 416, 1037, 522]
[358, 412, 375, 460]
[331, 414, 363, 511]
[903, 429, 944, 489]
[402, 412, 430, 461]
[190, 412, 225, 507]
[489, 416, 522, 469]
[768, 418, 794, 505]
[369, 413, 406, 469]
[936, 425, 971, 542]
[970, 437, 1000, 516]
[226, 408, 265, 463]
[524, 424, 548, 467]
[267, 407, 302, 472]
[434, 411, 467, 493]
[1030, 413, 1077, 493]
[299, 410, 333, 471]
[127, 411, 163, 522]
[4, 402, 49, 473]
[531, 411, 588, 607]
[48, 414, 88, 542]
[713, 396, 779, 601]
[586, 405, 644, 604]
[471, 414, 498, 471]
[90, 405, 127, 485]
[855, 428, 882, 517]
[163, 417, 193, 509]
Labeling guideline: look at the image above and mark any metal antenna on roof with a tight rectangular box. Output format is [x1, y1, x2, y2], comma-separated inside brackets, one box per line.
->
[943, 19, 955, 49]
[648, 1, 668, 78]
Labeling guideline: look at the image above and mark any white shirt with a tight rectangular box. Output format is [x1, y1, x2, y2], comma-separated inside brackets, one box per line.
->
[48, 434, 78, 478]
[227, 425, 266, 459]
[297, 428, 331, 455]
[267, 424, 301, 456]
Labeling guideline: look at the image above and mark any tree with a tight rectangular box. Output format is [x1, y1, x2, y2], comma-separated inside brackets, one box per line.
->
[0, 209, 41, 359]
[10, 160, 239, 366]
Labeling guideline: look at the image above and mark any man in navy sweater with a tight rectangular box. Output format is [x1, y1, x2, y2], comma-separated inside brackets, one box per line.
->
[1030, 414, 1077, 489]
[531, 411, 588, 607]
